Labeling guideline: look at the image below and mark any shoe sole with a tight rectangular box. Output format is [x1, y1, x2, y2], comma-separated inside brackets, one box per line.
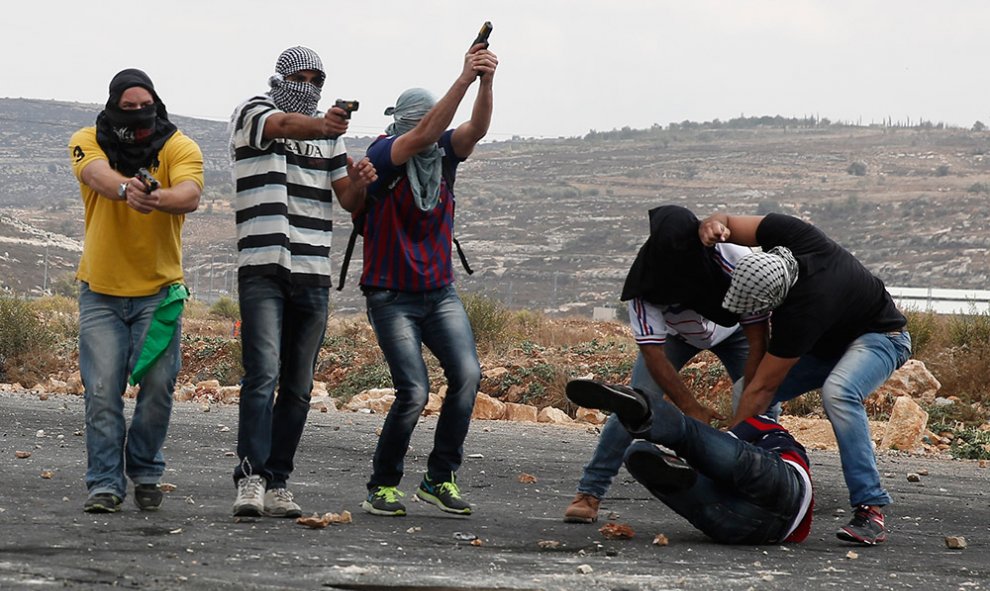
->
[563, 514, 597, 524]
[232, 504, 265, 517]
[83, 504, 121, 514]
[361, 500, 406, 516]
[566, 380, 647, 420]
[265, 508, 303, 518]
[625, 448, 697, 495]
[836, 528, 887, 545]
[414, 491, 472, 515]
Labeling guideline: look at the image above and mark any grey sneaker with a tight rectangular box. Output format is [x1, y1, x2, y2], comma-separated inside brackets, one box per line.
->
[134, 483, 164, 511]
[233, 475, 266, 517]
[264, 487, 302, 518]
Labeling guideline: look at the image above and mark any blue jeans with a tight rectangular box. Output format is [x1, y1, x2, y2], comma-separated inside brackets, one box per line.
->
[771, 330, 912, 507]
[79, 282, 180, 499]
[364, 285, 481, 489]
[576, 328, 753, 498]
[624, 398, 804, 544]
[235, 275, 329, 488]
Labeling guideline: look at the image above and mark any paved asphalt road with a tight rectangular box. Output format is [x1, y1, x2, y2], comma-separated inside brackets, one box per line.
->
[1, 392, 988, 590]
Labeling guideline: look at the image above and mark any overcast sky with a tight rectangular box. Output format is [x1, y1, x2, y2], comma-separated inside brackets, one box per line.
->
[5, 1, 989, 139]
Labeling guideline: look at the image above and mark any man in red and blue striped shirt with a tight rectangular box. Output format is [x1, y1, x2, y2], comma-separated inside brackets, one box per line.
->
[358, 41, 498, 518]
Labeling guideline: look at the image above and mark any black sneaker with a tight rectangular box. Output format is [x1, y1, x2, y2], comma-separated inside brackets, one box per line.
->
[416, 474, 472, 515]
[83, 492, 122, 514]
[362, 486, 407, 516]
[837, 505, 888, 545]
[566, 379, 650, 428]
[624, 443, 698, 495]
[134, 483, 164, 511]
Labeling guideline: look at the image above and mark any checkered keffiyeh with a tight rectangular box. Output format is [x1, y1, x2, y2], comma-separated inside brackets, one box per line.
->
[722, 247, 799, 313]
[268, 46, 325, 116]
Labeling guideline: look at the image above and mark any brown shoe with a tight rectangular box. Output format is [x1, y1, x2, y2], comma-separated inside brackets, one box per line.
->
[563, 493, 600, 523]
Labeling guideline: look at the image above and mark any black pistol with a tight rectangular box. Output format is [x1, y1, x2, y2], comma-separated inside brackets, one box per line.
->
[473, 21, 493, 47]
[136, 168, 160, 194]
[334, 99, 359, 120]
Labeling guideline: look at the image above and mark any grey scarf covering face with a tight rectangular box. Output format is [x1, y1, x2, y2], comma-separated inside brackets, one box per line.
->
[385, 88, 441, 211]
[722, 246, 800, 313]
[268, 46, 324, 116]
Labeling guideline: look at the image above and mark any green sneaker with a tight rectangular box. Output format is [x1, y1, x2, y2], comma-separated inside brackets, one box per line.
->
[362, 486, 406, 516]
[84, 492, 122, 514]
[416, 474, 472, 515]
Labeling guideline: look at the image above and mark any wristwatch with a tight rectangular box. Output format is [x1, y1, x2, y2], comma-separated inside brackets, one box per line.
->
[118, 182, 128, 199]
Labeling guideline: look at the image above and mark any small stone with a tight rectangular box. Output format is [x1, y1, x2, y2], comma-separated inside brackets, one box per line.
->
[15, 451, 31, 459]
[907, 473, 921, 482]
[846, 550, 859, 560]
[945, 536, 967, 549]
[576, 564, 593, 575]
[652, 534, 669, 546]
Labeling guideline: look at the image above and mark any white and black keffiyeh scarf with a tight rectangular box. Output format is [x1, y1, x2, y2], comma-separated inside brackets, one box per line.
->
[268, 46, 324, 116]
[722, 247, 799, 314]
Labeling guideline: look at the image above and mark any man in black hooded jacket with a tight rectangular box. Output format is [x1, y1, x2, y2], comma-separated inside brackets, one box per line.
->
[564, 205, 773, 524]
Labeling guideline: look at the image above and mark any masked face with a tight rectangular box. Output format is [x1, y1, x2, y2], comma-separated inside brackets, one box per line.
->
[269, 72, 323, 116]
[106, 86, 157, 144]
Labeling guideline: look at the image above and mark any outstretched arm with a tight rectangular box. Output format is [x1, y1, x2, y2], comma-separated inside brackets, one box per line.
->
[730, 353, 798, 427]
[641, 344, 724, 424]
[450, 58, 495, 158]
[389, 44, 498, 165]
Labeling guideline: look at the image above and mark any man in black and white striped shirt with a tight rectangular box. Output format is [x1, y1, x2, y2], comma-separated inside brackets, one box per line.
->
[229, 46, 376, 519]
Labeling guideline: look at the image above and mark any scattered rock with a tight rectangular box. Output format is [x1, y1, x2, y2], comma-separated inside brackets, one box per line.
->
[880, 396, 929, 452]
[906, 473, 922, 482]
[517, 473, 537, 484]
[471, 393, 506, 420]
[537, 406, 572, 424]
[15, 451, 31, 459]
[599, 522, 635, 540]
[945, 536, 967, 549]
[502, 402, 538, 422]
[576, 564, 593, 575]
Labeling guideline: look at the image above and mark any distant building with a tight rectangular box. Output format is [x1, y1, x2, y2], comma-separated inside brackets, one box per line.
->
[592, 306, 617, 322]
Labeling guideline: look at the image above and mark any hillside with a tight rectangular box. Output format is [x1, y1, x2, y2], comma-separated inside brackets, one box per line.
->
[2, 98, 990, 315]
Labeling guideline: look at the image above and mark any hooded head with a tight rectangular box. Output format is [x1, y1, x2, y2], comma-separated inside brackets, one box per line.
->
[268, 46, 325, 116]
[95, 68, 177, 175]
[620, 205, 740, 326]
[722, 247, 800, 314]
[102, 68, 168, 145]
[384, 88, 436, 136]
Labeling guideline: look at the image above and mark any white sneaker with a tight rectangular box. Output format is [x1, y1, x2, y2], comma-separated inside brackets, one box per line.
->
[264, 487, 302, 518]
[232, 475, 266, 517]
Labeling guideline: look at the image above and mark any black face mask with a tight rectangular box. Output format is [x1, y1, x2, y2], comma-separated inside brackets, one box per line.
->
[103, 104, 158, 144]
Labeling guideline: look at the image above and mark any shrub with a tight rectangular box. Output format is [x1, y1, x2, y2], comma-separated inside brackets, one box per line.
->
[946, 308, 990, 349]
[461, 292, 511, 353]
[210, 296, 240, 320]
[334, 361, 393, 401]
[846, 161, 867, 176]
[904, 309, 941, 356]
[0, 297, 59, 385]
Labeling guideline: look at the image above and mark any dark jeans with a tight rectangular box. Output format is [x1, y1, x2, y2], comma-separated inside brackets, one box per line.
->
[364, 286, 481, 489]
[624, 398, 804, 544]
[577, 329, 758, 498]
[234, 274, 329, 488]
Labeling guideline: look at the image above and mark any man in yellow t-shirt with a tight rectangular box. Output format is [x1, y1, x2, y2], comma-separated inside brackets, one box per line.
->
[69, 68, 203, 514]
